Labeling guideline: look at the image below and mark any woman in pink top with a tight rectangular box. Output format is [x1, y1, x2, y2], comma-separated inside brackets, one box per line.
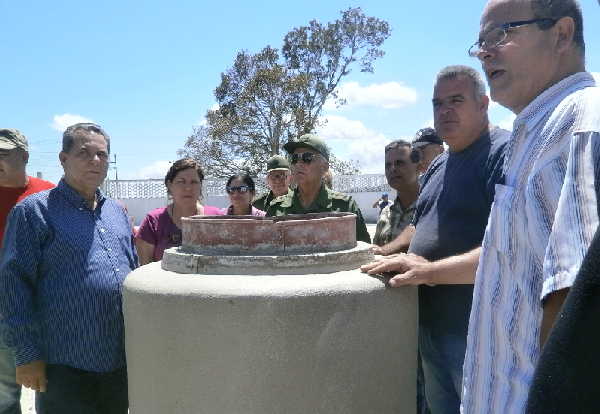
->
[135, 158, 223, 264]
[225, 173, 266, 216]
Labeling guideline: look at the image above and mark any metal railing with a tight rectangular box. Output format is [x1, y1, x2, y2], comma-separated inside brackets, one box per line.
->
[103, 174, 391, 199]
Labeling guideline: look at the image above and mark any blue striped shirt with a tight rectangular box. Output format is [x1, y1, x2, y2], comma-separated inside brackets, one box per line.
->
[461, 73, 600, 413]
[0, 179, 138, 372]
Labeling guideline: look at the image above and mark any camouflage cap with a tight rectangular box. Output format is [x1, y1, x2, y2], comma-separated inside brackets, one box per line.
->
[266, 155, 290, 172]
[0, 129, 28, 151]
[283, 134, 330, 161]
[412, 127, 443, 148]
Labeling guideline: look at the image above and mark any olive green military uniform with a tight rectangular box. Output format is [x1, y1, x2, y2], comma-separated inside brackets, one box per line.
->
[253, 188, 292, 211]
[266, 184, 371, 243]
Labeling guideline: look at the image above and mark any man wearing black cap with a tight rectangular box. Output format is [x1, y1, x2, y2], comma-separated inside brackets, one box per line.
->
[411, 127, 444, 176]
[252, 155, 292, 211]
[0, 129, 54, 414]
[266, 134, 371, 243]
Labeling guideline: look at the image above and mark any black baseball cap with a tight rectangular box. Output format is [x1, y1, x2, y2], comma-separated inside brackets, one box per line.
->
[412, 128, 443, 148]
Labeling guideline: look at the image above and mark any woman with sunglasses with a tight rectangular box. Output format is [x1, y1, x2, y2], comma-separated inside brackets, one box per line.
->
[135, 158, 223, 264]
[225, 173, 266, 216]
[265, 134, 371, 243]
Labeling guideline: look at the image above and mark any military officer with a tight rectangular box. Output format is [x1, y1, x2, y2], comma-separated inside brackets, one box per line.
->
[252, 155, 292, 211]
[266, 134, 371, 243]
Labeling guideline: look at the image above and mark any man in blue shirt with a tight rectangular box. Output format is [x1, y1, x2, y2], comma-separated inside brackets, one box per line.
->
[362, 65, 509, 414]
[0, 123, 138, 413]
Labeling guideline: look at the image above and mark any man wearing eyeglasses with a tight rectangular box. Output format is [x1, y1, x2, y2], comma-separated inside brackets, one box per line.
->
[461, 1, 600, 413]
[0, 123, 137, 413]
[265, 134, 371, 244]
[252, 155, 292, 212]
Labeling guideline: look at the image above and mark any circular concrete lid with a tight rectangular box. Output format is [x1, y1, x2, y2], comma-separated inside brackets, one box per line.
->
[181, 212, 357, 256]
[162, 242, 373, 275]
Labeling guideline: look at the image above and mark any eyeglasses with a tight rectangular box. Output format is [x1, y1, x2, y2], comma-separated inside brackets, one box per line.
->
[468, 18, 557, 57]
[226, 185, 250, 194]
[290, 152, 318, 165]
[267, 171, 289, 180]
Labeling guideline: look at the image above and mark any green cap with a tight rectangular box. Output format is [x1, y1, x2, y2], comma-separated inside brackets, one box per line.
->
[266, 155, 290, 172]
[283, 134, 330, 161]
[0, 129, 28, 151]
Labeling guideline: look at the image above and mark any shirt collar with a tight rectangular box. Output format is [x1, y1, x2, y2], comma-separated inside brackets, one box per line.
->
[313, 184, 332, 209]
[291, 184, 331, 210]
[391, 196, 416, 213]
[57, 178, 105, 210]
[515, 72, 596, 133]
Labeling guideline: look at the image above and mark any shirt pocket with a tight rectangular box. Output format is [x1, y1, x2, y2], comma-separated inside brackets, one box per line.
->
[482, 183, 514, 256]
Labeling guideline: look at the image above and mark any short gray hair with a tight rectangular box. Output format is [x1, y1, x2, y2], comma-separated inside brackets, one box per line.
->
[62, 123, 111, 154]
[531, 0, 585, 54]
[435, 65, 487, 100]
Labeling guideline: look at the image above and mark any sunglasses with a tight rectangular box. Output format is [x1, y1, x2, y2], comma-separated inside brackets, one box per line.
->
[226, 185, 250, 194]
[290, 152, 319, 165]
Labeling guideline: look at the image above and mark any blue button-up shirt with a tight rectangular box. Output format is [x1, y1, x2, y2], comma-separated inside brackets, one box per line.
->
[0, 179, 138, 372]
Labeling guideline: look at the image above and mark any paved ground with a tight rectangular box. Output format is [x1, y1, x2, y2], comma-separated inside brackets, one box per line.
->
[19, 224, 379, 412]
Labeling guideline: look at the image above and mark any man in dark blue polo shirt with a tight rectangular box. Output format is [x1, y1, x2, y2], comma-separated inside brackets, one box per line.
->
[0, 123, 138, 413]
[363, 65, 508, 414]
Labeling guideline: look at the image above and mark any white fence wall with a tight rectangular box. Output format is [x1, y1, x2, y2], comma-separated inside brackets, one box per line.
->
[106, 175, 391, 225]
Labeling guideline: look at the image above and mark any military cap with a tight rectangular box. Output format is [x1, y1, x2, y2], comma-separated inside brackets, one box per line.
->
[283, 134, 330, 161]
[266, 155, 290, 172]
[412, 127, 443, 148]
[0, 129, 28, 151]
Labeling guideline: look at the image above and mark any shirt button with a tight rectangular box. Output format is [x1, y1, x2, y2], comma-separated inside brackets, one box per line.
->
[115, 268, 120, 272]
[100, 228, 106, 233]
[79, 207, 83, 211]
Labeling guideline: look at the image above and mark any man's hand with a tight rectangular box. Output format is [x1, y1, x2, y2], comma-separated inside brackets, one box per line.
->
[361, 253, 434, 287]
[16, 360, 47, 392]
[371, 245, 393, 256]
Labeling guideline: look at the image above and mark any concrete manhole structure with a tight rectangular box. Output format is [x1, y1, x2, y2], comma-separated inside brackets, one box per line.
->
[123, 213, 417, 414]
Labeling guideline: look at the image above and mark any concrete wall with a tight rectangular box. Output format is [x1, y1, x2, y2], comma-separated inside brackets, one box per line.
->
[124, 261, 417, 414]
[119, 192, 387, 226]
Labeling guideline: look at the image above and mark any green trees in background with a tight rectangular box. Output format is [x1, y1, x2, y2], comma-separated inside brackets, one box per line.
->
[179, 7, 390, 177]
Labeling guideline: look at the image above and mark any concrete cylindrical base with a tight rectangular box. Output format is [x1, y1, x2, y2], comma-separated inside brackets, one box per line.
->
[123, 261, 417, 414]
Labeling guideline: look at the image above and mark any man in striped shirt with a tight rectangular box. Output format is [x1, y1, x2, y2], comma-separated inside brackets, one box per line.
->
[0, 123, 138, 413]
[461, 1, 600, 412]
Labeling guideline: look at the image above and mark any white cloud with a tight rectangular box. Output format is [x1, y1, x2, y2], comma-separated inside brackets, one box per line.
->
[325, 81, 418, 111]
[592, 72, 600, 82]
[124, 160, 172, 179]
[422, 119, 434, 128]
[318, 115, 395, 174]
[51, 113, 94, 132]
[496, 113, 516, 131]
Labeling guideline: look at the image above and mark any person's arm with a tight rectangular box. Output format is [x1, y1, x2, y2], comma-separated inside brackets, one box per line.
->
[539, 131, 600, 345]
[135, 235, 155, 265]
[0, 205, 47, 391]
[135, 213, 159, 265]
[361, 247, 481, 287]
[372, 225, 415, 255]
[540, 288, 569, 347]
[372, 199, 381, 208]
[346, 198, 371, 244]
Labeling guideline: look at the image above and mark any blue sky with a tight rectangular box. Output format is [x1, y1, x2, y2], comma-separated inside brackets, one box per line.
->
[1, 1, 599, 183]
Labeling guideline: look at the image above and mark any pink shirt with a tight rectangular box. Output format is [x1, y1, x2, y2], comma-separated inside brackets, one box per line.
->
[136, 205, 223, 261]
[225, 205, 266, 216]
